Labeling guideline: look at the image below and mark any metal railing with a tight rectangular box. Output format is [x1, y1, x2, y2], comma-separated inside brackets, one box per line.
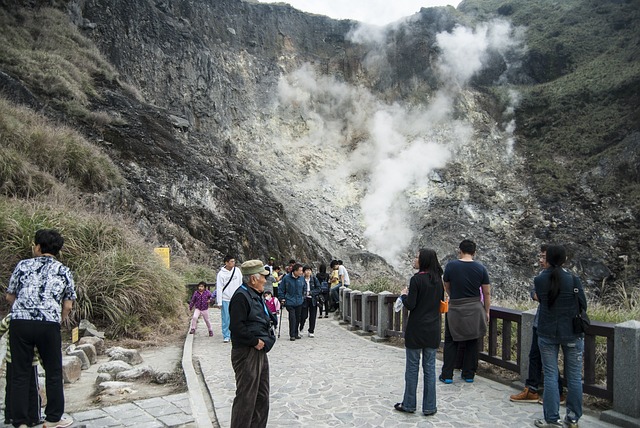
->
[340, 289, 615, 401]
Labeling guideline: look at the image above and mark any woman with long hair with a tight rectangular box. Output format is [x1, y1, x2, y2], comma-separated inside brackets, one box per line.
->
[534, 244, 586, 428]
[394, 248, 444, 416]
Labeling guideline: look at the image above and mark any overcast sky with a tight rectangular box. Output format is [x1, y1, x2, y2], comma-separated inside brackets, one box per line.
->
[256, 0, 462, 26]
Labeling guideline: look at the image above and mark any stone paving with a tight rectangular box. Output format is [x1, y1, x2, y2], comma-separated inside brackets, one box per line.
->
[1, 393, 195, 428]
[194, 310, 619, 428]
[68, 394, 195, 427]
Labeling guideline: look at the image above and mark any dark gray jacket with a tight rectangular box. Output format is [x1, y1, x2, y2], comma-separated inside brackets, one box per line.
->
[229, 284, 276, 352]
[535, 268, 587, 341]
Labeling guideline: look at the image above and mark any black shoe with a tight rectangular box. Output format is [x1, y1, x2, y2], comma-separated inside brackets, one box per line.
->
[439, 375, 453, 384]
[394, 403, 414, 413]
[295, 335, 302, 339]
[290, 337, 296, 341]
[423, 410, 437, 416]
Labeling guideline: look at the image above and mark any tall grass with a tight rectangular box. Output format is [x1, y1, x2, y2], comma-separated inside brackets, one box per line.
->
[0, 6, 117, 119]
[0, 97, 123, 194]
[0, 197, 187, 339]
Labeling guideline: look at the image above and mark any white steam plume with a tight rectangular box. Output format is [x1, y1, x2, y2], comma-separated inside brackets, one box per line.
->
[275, 19, 524, 267]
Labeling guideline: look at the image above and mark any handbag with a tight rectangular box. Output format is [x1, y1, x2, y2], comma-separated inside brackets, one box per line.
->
[439, 281, 448, 313]
[571, 276, 590, 334]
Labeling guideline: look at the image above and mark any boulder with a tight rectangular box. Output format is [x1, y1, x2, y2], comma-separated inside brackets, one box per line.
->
[78, 319, 97, 332]
[97, 360, 132, 375]
[115, 365, 154, 381]
[76, 343, 97, 364]
[67, 349, 90, 370]
[62, 356, 82, 383]
[79, 319, 105, 339]
[77, 336, 105, 355]
[106, 347, 143, 365]
[95, 373, 112, 385]
[153, 372, 171, 384]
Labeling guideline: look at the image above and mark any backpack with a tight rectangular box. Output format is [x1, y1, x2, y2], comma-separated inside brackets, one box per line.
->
[320, 281, 329, 293]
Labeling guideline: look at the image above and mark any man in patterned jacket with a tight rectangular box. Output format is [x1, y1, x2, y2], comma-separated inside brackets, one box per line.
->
[6, 229, 76, 428]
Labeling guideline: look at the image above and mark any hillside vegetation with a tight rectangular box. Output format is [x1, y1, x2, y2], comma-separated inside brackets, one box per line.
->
[464, 0, 640, 207]
[0, 5, 195, 338]
[1, 0, 638, 331]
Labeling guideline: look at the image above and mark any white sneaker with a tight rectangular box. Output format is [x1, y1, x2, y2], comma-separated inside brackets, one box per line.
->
[44, 415, 74, 428]
[223, 338, 230, 343]
[308, 332, 314, 338]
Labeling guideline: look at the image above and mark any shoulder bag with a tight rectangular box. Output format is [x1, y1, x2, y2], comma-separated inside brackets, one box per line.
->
[222, 267, 236, 293]
[572, 276, 590, 334]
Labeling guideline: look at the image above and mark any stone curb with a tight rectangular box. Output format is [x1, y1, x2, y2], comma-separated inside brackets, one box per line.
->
[182, 329, 214, 428]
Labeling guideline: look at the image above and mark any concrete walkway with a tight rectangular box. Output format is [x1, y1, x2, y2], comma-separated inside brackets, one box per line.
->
[193, 311, 618, 428]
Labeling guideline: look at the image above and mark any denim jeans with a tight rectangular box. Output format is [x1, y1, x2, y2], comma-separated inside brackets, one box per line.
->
[402, 347, 437, 414]
[538, 335, 584, 423]
[221, 301, 231, 340]
[527, 327, 563, 395]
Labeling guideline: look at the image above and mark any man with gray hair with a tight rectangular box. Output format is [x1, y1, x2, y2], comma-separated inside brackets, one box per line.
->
[229, 260, 276, 428]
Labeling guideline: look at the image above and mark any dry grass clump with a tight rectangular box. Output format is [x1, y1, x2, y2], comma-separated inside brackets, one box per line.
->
[0, 197, 187, 339]
[0, 97, 123, 194]
[0, 6, 117, 118]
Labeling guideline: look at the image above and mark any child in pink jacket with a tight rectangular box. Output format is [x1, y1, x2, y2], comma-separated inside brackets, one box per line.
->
[264, 291, 280, 315]
[189, 282, 214, 336]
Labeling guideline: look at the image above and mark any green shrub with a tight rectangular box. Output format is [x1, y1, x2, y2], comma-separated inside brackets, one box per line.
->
[0, 197, 187, 339]
[173, 259, 218, 285]
[350, 277, 404, 294]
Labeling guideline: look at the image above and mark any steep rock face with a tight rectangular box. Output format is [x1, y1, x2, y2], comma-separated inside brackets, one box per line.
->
[88, 82, 331, 265]
[61, 0, 638, 291]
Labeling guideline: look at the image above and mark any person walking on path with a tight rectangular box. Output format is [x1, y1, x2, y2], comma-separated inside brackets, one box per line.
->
[299, 265, 321, 337]
[279, 263, 305, 341]
[439, 239, 490, 383]
[229, 260, 276, 428]
[394, 249, 444, 416]
[189, 281, 214, 336]
[534, 245, 586, 428]
[6, 229, 76, 428]
[328, 260, 341, 311]
[510, 245, 565, 404]
[316, 263, 331, 318]
[216, 255, 242, 343]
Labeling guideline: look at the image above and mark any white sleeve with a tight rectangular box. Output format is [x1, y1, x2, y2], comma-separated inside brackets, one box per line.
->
[216, 271, 223, 305]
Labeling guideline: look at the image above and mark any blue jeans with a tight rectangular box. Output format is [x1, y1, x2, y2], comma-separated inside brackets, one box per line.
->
[527, 327, 563, 395]
[221, 301, 231, 340]
[402, 347, 437, 414]
[538, 335, 584, 423]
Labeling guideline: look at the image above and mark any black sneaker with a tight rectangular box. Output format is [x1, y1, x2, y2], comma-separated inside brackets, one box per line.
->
[563, 417, 579, 428]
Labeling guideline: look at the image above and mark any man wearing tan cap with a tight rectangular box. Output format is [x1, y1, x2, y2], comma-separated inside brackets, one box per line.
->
[229, 259, 276, 428]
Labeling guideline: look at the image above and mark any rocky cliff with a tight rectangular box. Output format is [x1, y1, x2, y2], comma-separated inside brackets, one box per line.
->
[1, 0, 638, 299]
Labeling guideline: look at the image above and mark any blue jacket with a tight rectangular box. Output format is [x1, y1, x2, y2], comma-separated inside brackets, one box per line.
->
[534, 268, 587, 341]
[279, 272, 305, 307]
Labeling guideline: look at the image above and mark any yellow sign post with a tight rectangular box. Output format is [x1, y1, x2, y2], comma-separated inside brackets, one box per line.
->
[154, 247, 171, 269]
[71, 327, 79, 343]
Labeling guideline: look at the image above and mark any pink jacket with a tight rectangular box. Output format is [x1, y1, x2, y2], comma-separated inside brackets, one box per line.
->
[264, 296, 280, 314]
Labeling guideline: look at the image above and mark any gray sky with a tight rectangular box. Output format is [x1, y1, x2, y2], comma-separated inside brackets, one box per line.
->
[256, 0, 461, 26]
